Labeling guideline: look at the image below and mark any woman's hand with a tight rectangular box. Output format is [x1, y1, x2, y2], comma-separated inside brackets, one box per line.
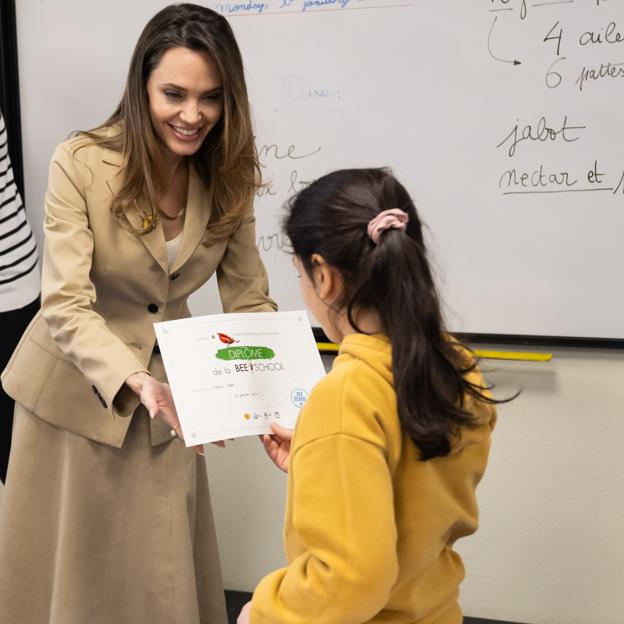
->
[261, 422, 293, 473]
[237, 600, 252, 623]
[125, 372, 205, 455]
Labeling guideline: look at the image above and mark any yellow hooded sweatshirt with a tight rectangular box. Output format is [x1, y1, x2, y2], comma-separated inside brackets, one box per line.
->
[251, 333, 496, 624]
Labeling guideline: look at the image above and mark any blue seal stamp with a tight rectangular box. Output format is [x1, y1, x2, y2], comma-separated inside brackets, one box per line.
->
[290, 388, 309, 408]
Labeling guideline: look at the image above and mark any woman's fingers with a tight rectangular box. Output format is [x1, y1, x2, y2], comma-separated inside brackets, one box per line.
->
[139, 380, 208, 457]
[142, 381, 182, 432]
[173, 423, 184, 441]
[142, 393, 160, 420]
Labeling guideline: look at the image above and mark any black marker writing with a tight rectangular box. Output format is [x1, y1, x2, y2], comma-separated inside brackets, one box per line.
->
[258, 143, 321, 167]
[499, 164, 578, 190]
[575, 61, 624, 91]
[497, 116, 585, 157]
[579, 21, 624, 46]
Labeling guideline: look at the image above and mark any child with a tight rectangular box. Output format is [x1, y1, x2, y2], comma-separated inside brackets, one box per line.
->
[238, 168, 499, 624]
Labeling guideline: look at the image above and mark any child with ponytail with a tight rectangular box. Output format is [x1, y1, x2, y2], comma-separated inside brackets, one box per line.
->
[238, 168, 500, 624]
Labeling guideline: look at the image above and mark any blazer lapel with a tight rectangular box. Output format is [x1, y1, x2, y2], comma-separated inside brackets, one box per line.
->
[170, 164, 212, 273]
[103, 151, 169, 274]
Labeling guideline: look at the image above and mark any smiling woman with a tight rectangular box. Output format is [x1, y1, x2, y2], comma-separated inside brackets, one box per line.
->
[145, 46, 225, 239]
[147, 48, 224, 159]
[0, 4, 276, 624]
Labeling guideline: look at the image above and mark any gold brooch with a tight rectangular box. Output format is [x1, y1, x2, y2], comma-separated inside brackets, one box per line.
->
[142, 214, 160, 232]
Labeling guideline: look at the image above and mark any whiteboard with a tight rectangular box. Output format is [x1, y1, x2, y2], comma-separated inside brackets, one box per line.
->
[16, 0, 624, 340]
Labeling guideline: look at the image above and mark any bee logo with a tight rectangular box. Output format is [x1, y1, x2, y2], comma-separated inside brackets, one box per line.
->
[217, 333, 237, 345]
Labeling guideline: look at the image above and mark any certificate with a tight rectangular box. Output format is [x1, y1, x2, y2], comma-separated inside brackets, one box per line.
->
[153, 311, 326, 446]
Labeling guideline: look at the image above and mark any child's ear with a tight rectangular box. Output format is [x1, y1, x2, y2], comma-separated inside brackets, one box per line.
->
[310, 254, 343, 304]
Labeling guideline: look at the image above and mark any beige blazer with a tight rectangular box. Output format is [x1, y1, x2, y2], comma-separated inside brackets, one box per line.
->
[1, 136, 276, 447]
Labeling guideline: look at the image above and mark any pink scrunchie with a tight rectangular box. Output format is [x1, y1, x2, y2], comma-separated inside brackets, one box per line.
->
[367, 209, 409, 245]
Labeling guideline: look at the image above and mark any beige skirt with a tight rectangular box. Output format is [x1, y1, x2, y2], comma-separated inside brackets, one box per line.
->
[0, 404, 228, 624]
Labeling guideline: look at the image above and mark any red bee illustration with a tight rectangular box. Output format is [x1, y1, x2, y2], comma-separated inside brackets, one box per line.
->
[217, 332, 237, 345]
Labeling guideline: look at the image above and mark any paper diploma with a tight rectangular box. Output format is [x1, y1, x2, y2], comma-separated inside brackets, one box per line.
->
[153, 311, 326, 446]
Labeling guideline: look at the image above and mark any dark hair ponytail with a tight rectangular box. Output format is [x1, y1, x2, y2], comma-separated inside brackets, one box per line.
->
[285, 168, 502, 461]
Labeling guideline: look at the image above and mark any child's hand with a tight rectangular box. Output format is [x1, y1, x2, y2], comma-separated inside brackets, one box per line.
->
[260, 423, 293, 473]
[237, 600, 252, 623]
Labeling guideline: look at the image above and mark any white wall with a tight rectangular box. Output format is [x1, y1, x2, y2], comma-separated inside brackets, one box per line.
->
[204, 348, 624, 624]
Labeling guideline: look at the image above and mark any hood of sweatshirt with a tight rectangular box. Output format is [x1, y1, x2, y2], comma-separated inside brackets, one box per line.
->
[337, 333, 393, 383]
[336, 332, 496, 454]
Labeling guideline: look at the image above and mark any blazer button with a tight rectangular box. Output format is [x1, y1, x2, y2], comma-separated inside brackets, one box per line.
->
[170, 272, 180, 281]
[147, 303, 159, 314]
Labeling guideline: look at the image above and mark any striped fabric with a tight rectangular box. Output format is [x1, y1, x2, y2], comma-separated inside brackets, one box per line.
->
[0, 112, 40, 312]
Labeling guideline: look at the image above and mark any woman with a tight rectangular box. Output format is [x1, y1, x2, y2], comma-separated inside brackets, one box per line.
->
[0, 4, 275, 623]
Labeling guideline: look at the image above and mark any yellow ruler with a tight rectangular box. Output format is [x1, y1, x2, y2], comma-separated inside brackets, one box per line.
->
[316, 342, 552, 362]
[473, 349, 552, 362]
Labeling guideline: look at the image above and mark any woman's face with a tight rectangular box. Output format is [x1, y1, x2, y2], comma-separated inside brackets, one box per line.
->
[146, 46, 223, 160]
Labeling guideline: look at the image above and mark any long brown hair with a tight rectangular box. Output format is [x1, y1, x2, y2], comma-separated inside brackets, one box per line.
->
[78, 3, 260, 241]
[285, 168, 509, 461]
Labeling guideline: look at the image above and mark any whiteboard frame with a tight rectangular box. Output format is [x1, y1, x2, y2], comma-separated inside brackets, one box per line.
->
[312, 328, 624, 351]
